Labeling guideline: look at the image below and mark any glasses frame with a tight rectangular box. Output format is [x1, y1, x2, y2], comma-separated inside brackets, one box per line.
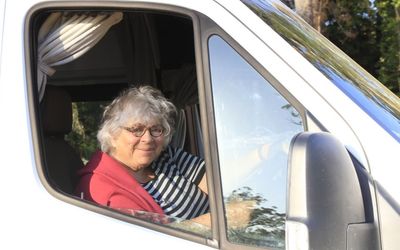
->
[121, 124, 167, 138]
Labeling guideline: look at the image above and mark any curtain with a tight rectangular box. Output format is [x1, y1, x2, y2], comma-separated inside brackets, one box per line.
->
[128, 13, 160, 86]
[170, 109, 187, 149]
[161, 64, 198, 109]
[37, 12, 123, 100]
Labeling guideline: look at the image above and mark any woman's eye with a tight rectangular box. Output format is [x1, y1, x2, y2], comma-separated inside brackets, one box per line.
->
[152, 127, 162, 133]
[132, 127, 144, 133]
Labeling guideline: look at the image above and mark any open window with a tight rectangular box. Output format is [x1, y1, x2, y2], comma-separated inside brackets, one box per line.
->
[28, 4, 211, 243]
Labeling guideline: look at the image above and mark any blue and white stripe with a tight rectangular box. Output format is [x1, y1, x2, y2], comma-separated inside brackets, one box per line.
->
[142, 146, 209, 219]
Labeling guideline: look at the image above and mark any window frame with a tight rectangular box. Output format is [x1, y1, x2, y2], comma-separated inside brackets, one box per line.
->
[197, 16, 307, 250]
[25, 2, 215, 247]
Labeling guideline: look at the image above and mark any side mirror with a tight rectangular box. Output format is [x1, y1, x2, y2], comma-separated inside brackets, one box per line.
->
[286, 132, 378, 250]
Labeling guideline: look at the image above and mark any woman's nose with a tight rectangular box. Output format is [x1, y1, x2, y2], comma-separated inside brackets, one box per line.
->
[140, 129, 153, 141]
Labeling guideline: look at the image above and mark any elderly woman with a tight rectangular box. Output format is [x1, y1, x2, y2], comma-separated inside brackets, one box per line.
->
[75, 86, 209, 221]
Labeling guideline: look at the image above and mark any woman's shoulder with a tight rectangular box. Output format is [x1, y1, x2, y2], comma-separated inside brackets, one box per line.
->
[152, 146, 182, 170]
[161, 145, 182, 158]
[164, 145, 205, 161]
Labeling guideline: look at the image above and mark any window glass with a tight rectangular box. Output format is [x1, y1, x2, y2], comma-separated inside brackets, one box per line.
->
[208, 35, 303, 249]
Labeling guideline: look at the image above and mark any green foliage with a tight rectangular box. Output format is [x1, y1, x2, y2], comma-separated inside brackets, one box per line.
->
[375, 0, 400, 94]
[281, 0, 399, 96]
[65, 101, 107, 162]
[247, 0, 399, 113]
[323, 0, 380, 77]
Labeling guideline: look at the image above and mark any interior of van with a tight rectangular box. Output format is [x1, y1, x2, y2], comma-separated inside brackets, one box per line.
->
[33, 10, 203, 196]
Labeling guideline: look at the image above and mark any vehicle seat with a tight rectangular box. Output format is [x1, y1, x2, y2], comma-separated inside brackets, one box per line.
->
[41, 86, 84, 195]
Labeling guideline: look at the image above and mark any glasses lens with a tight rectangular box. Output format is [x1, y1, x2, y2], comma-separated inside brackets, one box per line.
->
[125, 124, 165, 137]
[150, 126, 164, 137]
[127, 125, 146, 137]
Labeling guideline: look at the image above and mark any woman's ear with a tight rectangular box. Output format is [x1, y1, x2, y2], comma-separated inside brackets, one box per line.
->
[108, 131, 119, 152]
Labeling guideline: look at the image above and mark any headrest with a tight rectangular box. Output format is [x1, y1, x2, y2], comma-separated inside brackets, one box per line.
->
[41, 86, 72, 135]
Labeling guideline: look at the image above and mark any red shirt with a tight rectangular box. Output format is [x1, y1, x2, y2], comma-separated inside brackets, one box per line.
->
[75, 151, 164, 215]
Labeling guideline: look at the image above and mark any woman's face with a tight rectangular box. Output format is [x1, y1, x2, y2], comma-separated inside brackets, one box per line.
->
[110, 121, 166, 172]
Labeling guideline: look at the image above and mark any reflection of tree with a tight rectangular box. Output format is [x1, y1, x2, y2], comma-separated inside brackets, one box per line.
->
[225, 186, 285, 249]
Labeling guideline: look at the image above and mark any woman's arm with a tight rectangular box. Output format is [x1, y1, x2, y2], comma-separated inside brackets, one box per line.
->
[198, 172, 208, 194]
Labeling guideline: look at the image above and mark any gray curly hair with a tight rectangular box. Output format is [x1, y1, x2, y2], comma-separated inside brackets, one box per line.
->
[97, 85, 177, 153]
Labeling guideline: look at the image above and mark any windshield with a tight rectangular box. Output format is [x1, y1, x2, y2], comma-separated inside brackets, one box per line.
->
[241, 0, 400, 142]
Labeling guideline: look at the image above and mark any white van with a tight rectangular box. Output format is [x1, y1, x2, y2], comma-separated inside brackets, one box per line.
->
[0, 0, 398, 249]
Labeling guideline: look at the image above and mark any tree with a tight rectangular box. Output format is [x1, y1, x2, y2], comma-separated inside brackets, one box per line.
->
[288, 0, 399, 96]
[323, 0, 380, 77]
[375, 0, 400, 94]
[293, 0, 329, 32]
[66, 101, 106, 162]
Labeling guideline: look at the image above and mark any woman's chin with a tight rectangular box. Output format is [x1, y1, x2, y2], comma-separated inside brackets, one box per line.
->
[136, 155, 156, 166]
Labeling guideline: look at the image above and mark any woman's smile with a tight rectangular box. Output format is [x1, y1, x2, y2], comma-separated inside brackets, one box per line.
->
[135, 147, 156, 155]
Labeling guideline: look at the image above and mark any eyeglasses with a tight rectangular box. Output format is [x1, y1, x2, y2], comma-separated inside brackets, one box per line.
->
[121, 124, 166, 137]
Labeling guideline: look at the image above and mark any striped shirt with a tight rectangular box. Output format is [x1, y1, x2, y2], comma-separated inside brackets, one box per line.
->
[142, 146, 209, 219]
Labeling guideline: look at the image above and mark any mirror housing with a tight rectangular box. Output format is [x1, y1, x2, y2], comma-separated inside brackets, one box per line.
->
[286, 132, 378, 249]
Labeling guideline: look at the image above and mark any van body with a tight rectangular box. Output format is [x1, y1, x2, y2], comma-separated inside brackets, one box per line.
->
[0, 0, 399, 249]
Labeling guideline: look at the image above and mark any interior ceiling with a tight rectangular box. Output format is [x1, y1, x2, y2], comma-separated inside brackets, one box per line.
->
[45, 11, 195, 102]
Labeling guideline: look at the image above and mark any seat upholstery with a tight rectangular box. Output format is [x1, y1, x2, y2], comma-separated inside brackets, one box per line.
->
[41, 86, 84, 195]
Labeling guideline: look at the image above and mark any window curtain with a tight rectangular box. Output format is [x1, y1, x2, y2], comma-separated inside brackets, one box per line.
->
[161, 64, 198, 109]
[161, 65, 198, 150]
[170, 109, 187, 149]
[37, 12, 123, 100]
[127, 13, 160, 87]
